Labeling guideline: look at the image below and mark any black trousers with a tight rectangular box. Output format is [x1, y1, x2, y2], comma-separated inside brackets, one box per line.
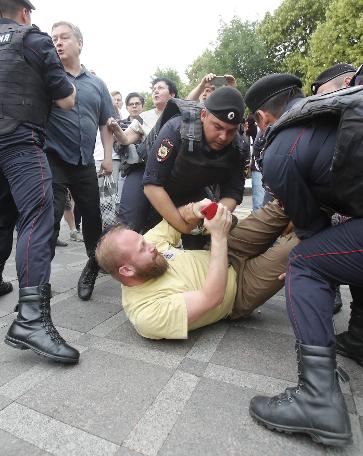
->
[286, 218, 363, 347]
[47, 153, 102, 259]
[0, 143, 53, 288]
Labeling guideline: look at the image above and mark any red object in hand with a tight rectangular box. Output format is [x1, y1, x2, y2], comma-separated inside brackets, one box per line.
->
[201, 202, 218, 220]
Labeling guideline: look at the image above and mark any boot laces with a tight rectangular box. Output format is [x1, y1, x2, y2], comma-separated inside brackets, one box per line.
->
[82, 268, 98, 286]
[40, 303, 65, 344]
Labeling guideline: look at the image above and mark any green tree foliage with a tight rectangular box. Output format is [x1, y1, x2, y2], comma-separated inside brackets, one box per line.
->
[304, 0, 363, 89]
[258, 0, 331, 77]
[186, 17, 275, 95]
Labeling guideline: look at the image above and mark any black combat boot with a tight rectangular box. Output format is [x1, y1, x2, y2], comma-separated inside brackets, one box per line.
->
[5, 284, 79, 364]
[333, 285, 343, 315]
[336, 299, 363, 366]
[249, 343, 352, 447]
[77, 256, 99, 301]
[0, 276, 13, 297]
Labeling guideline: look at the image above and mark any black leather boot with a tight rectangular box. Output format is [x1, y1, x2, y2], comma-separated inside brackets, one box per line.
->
[5, 284, 79, 364]
[78, 256, 99, 301]
[333, 285, 343, 315]
[0, 276, 13, 297]
[336, 299, 363, 366]
[249, 343, 352, 447]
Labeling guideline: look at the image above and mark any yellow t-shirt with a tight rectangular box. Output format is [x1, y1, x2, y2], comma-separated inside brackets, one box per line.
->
[122, 220, 237, 340]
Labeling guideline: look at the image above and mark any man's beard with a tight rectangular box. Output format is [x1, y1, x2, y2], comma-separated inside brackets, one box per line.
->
[135, 252, 169, 280]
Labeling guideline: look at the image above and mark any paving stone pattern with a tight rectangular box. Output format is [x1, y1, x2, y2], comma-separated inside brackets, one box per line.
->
[0, 199, 362, 455]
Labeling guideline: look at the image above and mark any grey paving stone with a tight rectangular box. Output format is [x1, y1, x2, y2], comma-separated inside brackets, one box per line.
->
[211, 326, 297, 382]
[232, 297, 295, 337]
[0, 428, 49, 456]
[0, 403, 119, 455]
[0, 363, 60, 400]
[337, 355, 363, 398]
[114, 448, 144, 456]
[177, 358, 208, 377]
[344, 394, 357, 415]
[159, 378, 326, 456]
[93, 337, 183, 369]
[204, 362, 295, 396]
[88, 310, 129, 337]
[124, 371, 199, 456]
[360, 416, 363, 434]
[355, 396, 363, 415]
[0, 394, 13, 410]
[186, 321, 229, 362]
[51, 294, 121, 332]
[106, 318, 201, 357]
[16, 349, 173, 444]
[49, 266, 84, 294]
[0, 289, 17, 317]
[0, 343, 42, 387]
[93, 279, 123, 298]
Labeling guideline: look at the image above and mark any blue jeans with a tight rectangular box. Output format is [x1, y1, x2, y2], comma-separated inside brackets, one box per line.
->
[252, 170, 265, 211]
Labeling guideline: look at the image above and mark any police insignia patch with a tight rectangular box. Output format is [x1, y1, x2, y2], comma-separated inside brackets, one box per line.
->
[156, 138, 173, 162]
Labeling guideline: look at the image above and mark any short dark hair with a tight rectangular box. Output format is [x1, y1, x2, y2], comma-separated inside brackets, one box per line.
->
[0, 0, 29, 16]
[125, 92, 145, 107]
[258, 86, 304, 118]
[152, 77, 178, 97]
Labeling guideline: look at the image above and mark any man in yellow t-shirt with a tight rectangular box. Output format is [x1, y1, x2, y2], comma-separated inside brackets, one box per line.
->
[96, 200, 298, 340]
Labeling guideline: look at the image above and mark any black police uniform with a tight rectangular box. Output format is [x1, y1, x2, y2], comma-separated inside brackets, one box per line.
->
[0, 19, 74, 288]
[262, 104, 363, 348]
[0, 18, 79, 363]
[125, 114, 245, 240]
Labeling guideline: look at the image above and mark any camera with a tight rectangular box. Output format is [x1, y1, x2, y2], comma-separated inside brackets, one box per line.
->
[211, 76, 227, 88]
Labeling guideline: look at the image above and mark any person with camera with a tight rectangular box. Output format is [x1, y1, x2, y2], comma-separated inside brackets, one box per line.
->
[187, 73, 237, 102]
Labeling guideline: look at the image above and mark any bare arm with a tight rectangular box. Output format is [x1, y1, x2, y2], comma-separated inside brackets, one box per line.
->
[183, 204, 232, 323]
[186, 73, 216, 101]
[54, 84, 76, 110]
[144, 185, 195, 233]
[99, 124, 113, 175]
[219, 197, 237, 212]
[107, 118, 140, 145]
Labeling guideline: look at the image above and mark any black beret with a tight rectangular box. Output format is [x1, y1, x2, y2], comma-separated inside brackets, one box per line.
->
[204, 86, 245, 125]
[311, 63, 357, 94]
[16, 0, 36, 9]
[245, 73, 302, 113]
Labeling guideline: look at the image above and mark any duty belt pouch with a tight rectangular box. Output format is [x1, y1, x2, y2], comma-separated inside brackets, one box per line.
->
[99, 176, 118, 229]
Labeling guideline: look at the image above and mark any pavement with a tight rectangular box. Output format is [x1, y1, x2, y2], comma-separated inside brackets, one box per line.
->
[0, 196, 362, 456]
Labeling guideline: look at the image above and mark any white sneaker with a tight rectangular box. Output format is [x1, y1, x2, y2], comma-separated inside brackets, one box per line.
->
[70, 229, 84, 242]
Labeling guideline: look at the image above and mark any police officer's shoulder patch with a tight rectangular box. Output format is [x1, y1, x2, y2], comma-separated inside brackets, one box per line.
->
[0, 31, 13, 45]
[156, 138, 173, 162]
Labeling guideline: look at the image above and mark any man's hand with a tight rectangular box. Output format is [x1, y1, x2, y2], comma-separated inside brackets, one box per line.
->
[107, 117, 121, 135]
[224, 74, 237, 87]
[204, 204, 232, 239]
[100, 157, 112, 175]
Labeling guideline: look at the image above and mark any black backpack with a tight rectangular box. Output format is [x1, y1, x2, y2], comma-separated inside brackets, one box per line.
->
[265, 86, 363, 217]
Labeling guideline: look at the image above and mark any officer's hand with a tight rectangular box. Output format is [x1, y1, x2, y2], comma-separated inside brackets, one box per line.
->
[282, 221, 294, 236]
[204, 204, 232, 240]
[100, 158, 113, 176]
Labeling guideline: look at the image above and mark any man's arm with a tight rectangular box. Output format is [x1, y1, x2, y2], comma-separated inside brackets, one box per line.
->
[219, 197, 237, 212]
[99, 124, 113, 175]
[186, 73, 216, 101]
[53, 84, 76, 110]
[107, 118, 140, 145]
[183, 204, 232, 324]
[144, 185, 196, 234]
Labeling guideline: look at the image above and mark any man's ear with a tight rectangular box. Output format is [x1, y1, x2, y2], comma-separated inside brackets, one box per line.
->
[200, 108, 207, 122]
[344, 75, 352, 87]
[119, 264, 135, 278]
[256, 109, 275, 132]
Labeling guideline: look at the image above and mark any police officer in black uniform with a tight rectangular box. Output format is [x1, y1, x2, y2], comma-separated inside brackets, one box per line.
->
[143, 87, 248, 239]
[243, 73, 363, 446]
[0, 0, 79, 363]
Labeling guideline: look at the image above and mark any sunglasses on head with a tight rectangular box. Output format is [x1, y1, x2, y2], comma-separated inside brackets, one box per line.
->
[349, 64, 363, 87]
